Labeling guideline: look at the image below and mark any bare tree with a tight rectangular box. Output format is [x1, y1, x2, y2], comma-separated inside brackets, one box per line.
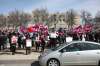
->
[93, 11, 100, 32]
[7, 10, 32, 27]
[32, 8, 49, 24]
[95, 11, 100, 23]
[48, 13, 58, 29]
[81, 10, 92, 25]
[66, 9, 76, 29]
[0, 14, 6, 27]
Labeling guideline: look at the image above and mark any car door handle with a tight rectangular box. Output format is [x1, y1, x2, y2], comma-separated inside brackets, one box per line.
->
[76, 53, 80, 55]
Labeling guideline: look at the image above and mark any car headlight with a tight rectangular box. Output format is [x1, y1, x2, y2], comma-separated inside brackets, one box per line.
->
[40, 49, 52, 57]
[40, 52, 49, 57]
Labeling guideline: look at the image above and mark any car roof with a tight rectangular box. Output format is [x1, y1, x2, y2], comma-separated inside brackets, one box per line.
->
[67, 41, 100, 45]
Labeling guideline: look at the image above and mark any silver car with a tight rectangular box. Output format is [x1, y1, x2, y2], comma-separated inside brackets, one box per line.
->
[38, 41, 100, 66]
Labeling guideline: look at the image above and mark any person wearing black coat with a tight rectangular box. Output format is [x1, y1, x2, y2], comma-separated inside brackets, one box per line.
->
[18, 35, 22, 49]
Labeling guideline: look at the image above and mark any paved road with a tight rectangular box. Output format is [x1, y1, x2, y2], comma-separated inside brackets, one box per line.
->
[0, 60, 97, 66]
[0, 48, 41, 66]
[0, 60, 40, 66]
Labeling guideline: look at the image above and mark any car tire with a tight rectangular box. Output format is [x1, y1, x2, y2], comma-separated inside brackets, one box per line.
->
[47, 59, 60, 66]
[98, 60, 100, 66]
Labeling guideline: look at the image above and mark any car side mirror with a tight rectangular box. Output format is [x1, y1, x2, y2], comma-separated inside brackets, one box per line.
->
[59, 49, 65, 53]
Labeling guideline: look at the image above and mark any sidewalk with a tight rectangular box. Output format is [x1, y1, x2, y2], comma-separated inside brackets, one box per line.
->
[0, 49, 40, 61]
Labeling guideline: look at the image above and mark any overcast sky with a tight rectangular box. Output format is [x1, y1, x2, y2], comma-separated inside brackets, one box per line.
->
[0, 0, 100, 16]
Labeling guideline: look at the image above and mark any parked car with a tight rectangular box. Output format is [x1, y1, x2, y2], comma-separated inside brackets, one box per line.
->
[38, 41, 100, 66]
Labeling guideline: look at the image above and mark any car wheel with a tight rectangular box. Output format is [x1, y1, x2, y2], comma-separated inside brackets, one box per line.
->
[47, 59, 60, 66]
[98, 60, 100, 66]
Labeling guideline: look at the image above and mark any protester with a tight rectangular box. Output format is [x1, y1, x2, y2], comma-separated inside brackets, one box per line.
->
[10, 32, 18, 55]
[18, 34, 22, 49]
[40, 34, 45, 52]
[0, 35, 3, 51]
[25, 33, 32, 55]
[21, 35, 26, 49]
[35, 34, 40, 51]
[57, 28, 64, 44]
[49, 31, 58, 48]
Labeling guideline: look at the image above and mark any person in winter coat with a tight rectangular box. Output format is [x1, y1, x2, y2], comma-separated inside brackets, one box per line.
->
[10, 33, 18, 55]
[35, 34, 40, 51]
[25, 33, 32, 55]
[40, 34, 45, 52]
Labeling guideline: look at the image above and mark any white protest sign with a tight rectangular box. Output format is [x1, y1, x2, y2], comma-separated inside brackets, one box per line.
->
[26, 39, 32, 47]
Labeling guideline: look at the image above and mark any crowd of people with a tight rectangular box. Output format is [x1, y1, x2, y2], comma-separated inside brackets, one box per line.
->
[0, 28, 100, 55]
[0, 28, 65, 55]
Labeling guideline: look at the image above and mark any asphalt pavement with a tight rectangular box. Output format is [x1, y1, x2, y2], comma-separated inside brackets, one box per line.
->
[0, 60, 40, 66]
[0, 48, 41, 66]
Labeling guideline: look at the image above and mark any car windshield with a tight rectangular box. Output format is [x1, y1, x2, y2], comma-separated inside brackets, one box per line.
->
[51, 43, 69, 51]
